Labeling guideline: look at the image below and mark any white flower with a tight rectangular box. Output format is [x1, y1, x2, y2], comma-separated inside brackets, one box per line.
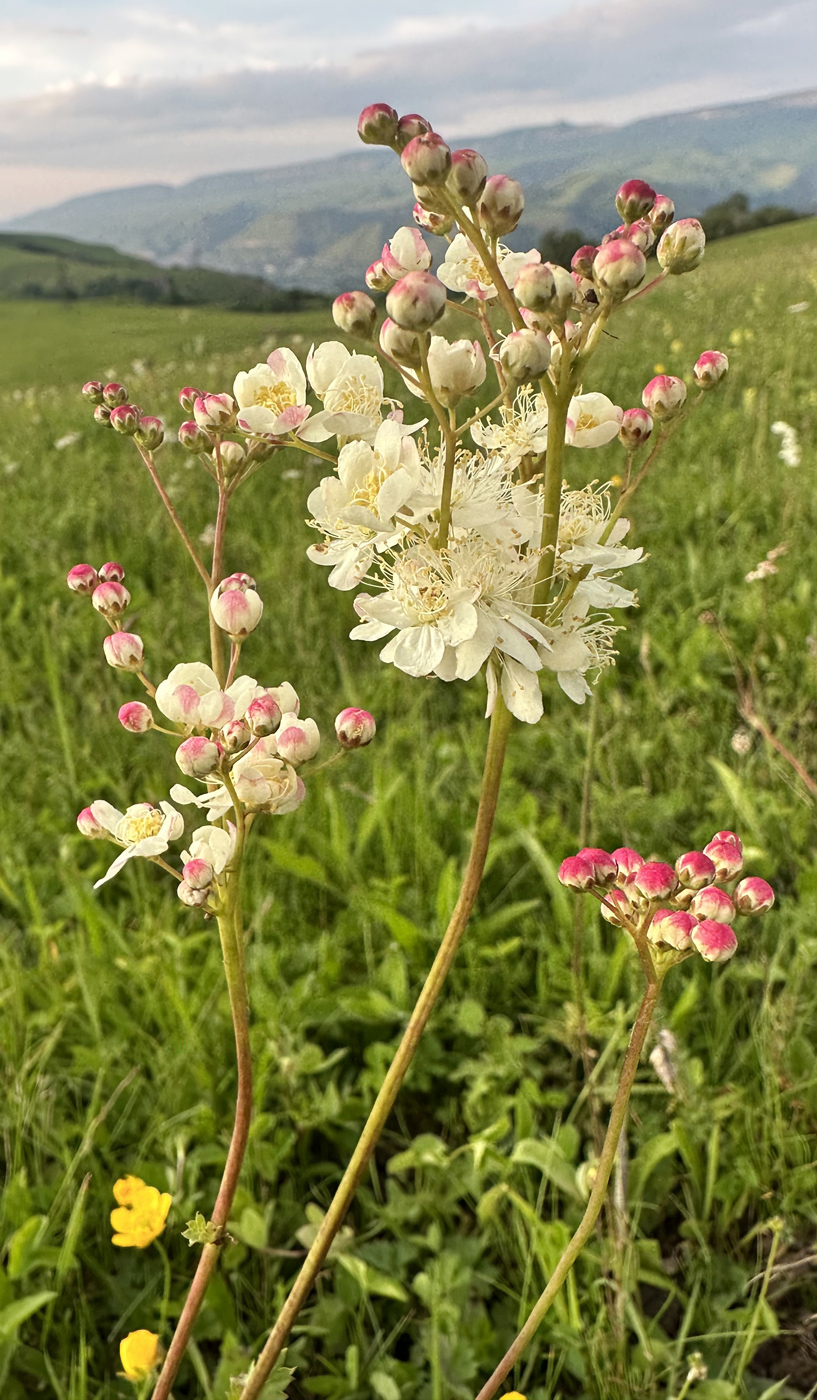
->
[234, 349, 308, 435]
[155, 662, 262, 730]
[538, 595, 620, 704]
[89, 800, 184, 887]
[381, 226, 432, 278]
[486, 654, 544, 725]
[567, 392, 623, 448]
[411, 336, 486, 408]
[471, 388, 551, 468]
[181, 824, 236, 875]
[770, 420, 801, 467]
[437, 233, 540, 302]
[404, 447, 533, 549]
[171, 740, 305, 819]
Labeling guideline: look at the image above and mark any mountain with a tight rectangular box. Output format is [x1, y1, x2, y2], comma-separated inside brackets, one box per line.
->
[7, 89, 817, 294]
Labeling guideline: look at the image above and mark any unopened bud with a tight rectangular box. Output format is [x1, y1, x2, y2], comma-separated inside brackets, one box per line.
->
[693, 350, 729, 389]
[135, 416, 165, 450]
[92, 581, 130, 616]
[613, 847, 645, 881]
[178, 386, 202, 413]
[176, 736, 223, 778]
[703, 838, 743, 879]
[357, 102, 399, 147]
[734, 876, 775, 915]
[649, 195, 675, 231]
[118, 701, 153, 733]
[571, 245, 598, 278]
[77, 806, 107, 837]
[712, 830, 743, 853]
[401, 132, 451, 186]
[335, 707, 376, 748]
[222, 719, 252, 752]
[642, 374, 687, 419]
[385, 272, 447, 331]
[333, 290, 377, 338]
[600, 887, 631, 925]
[365, 260, 394, 293]
[675, 851, 717, 889]
[82, 380, 104, 403]
[615, 178, 656, 224]
[210, 581, 263, 639]
[649, 908, 696, 950]
[247, 693, 281, 736]
[593, 239, 647, 302]
[103, 631, 144, 670]
[413, 203, 454, 236]
[690, 885, 736, 923]
[633, 861, 676, 901]
[626, 218, 656, 254]
[477, 174, 524, 237]
[275, 716, 320, 765]
[447, 148, 488, 203]
[513, 262, 557, 313]
[221, 570, 256, 591]
[380, 317, 422, 367]
[577, 847, 617, 886]
[193, 393, 236, 430]
[178, 419, 211, 452]
[499, 328, 551, 383]
[541, 263, 575, 323]
[691, 918, 738, 963]
[619, 407, 653, 448]
[110, 403, 140, 435]
[183, 858, 214, 890]
[216, 440, 246, 477]
[99, 561, 125, 582]
[395, 113, 432, 150]
[411, 181, 452, 216]
[67, 563, 99, 595]
[657, 218, 705, 275]
[558, 855, 595, 890]
[382, 227, 432, 279]
[426, 336, 486, 407]
[102, 382, 128, 407]
[177, 881, 210, 908]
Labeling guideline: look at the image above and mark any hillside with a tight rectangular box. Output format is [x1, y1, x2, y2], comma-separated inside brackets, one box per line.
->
[6, 89, 817, 294]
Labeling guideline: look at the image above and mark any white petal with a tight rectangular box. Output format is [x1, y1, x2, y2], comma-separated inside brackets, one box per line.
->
[500, 657, 543, 724]
[390, 625, 445, 677]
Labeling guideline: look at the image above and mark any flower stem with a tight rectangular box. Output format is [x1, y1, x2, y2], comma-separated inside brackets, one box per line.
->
[238, 694, 515, 1400]
[135, 445, 211, 591]
[472, 976, 662, 1400]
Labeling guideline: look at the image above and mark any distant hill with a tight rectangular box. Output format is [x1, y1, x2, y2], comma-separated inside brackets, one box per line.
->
[6, 89, 817, 294]
[0, 232, 327, 310]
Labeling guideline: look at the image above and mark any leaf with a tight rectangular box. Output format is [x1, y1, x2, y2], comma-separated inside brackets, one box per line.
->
[232, 1206, 268, 1251]
[0, 1291, 57, 1338]
[6, 1216, 48, 1280]
[628, 1131, 679, 1199]
[370, 1370, 401, 1400]
[335, 1254, 410, 1303]
[512, 1137, 582, 1200]
[264, 843, 340, 894]
[360, 896, 427, 954]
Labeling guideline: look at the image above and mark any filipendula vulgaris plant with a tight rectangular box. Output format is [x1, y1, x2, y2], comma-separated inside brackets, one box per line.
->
[67, 98, 771, 1399]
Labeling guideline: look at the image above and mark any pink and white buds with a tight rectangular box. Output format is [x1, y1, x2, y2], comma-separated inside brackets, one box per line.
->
[412, 203, 454, 236]
[77, 806, 107, 837]
[633, 861, 676, 901]
[642, 374, 687, 419]
[103, 631, 144, 670]
[217, 440, 246, 477]
[67, 563, 99, 595]
[447, 148, 488, 203]
[396, 113, 432, 150]
[675, 850, 717, 889]
[426, 336, 486, 407]
[92, 581, 130, 617]
[385, 272, 447, 331]
[412, 181, 452, 216]
[222, 719, 251, 752]
[193, 393, 236, 431]
[102, 382, 128, 407]
[600, 887, 631, 926]
[247, 693, 282, 736]
[118, 701, 153, 734]
[477, 174, 525, 236]
[93, 404, 112, 425]
[711, 830, 743, 852]
[401, 132, 451, 186]
[690, 885, 736, 922]
[99, 561, 125, 582]
[135, 416, 164, 450]
[380, 317, 422, 367]
[649, 908, 696, 950]
[175, 736, 223, 778]
[513, 262, 557, 313]
[177, 881, 210, 908]
[82, 380, 104, 403]
[357, 102, 399, 147]
[274, 716, 320, 765]
[615, 178, 656, 224]
[178, 419, 211, 452]
[577, 847, 617, 886]
[691, 918, 738, 963]
[571, 245, 598, 278]
[558, 855, 596, 891]
[619, 408, 653, 448]
[626, 218, 656, 254]
[499, 328, 552, 383]
[593, 239, 647, 302]
[613, 847, 645, 881]
[648, 194, 675, 231]
[182, 857, 214, 890]
[109, 403, 140, 435]
[178, 386, 202, 413]
[693, 350, 729, 389]
[657, 218, 706, 275]
[335, 707, 376, 748]
[332, 290, 378, 338]
[734, 876, 775, 915]
[210, 576, 263, 640]
[381, 227, 433, 278]
[365, 259, 394, 293]
[703, 838, 743, 879]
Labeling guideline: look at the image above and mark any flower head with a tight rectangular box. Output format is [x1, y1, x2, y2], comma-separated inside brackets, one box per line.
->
[111, 1176, 171, 1248]
[89, 801, 184, 888]
[119, 1330, 161, 1381]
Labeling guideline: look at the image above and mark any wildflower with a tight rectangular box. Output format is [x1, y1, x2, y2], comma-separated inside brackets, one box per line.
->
[477, 174, 525, 236]
[731, 727, 753, 755]
[155, 662, 262, 730]
[172, 738, 304, 819]
[88, 801, 184, 888]
[471, 387, 550, 467]
[424, 336, 486, 407]
[306, 343, 387, 441]
[381, 226, 432, 279]
[770, 420, 801, 467]
[119, 1329, 161, 1381]
[181, 824, 236, 876]
[234, 350, 310, 436]
[335, 707, 377, 748]
[111, 1176, 171, 1248]
[567, 393, 624, 448]
[437, 233, 539, 302]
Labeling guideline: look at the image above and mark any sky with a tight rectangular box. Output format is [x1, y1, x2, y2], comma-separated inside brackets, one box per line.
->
[1, 0, 815, 221]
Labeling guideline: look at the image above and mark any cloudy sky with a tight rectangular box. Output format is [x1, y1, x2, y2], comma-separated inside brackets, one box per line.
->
[1, 0, 815, 221]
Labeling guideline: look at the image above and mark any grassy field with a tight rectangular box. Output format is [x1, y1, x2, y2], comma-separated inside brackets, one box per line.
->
[1, 219, 817, 1400]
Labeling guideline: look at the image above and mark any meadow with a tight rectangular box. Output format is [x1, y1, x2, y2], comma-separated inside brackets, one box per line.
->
[1, 218, 817, 1400]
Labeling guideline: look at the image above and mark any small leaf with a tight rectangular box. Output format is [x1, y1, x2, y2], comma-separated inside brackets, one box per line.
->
[512, 1137, 582, 1200]
[0, 1291, 57, 1338]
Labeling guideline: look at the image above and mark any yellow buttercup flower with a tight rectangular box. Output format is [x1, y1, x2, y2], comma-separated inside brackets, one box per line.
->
[499, 1393, 527, 1400]
[119, 1329, 160, 1381]
[111, 1175, 171, 1248]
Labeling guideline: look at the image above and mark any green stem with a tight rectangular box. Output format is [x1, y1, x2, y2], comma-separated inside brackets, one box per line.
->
[734, 1221, 783, 1387]
[532, 367, 572, 615]
[450, 202, 525, 332]
[135, 444, 211, 591]
[239, 694, 515, 1400]
[209, 484, 230, 685]
[472, 976, 662, 1400]
[437, 407, 458, 549]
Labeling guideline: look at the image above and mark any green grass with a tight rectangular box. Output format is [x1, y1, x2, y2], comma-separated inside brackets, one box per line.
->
[1, 220, 817, 1400]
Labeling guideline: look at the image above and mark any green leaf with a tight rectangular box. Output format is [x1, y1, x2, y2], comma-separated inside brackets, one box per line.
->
[628, 1131, 679, 1199]
[335, 1254, 409, 1302]
[6, 1216, 48, 1280]
[0, 1292, 57, 1338]
[232, 1206, 268, 1250]
[264, 843, 340, 894]
[512, 1137, 582, 1200]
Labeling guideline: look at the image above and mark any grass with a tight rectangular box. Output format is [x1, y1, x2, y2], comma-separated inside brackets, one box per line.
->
[1, 218, 817, 1400]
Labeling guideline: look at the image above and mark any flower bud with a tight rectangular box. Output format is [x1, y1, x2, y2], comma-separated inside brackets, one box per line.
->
[411, 181, 452, 215]
[210, 581, 263, 639]
[657, 218, 705, 274]
[247, 693, 282, 736]
[103, 631, 144, 670]
[703, 838, 743, 879]
[693, 350, 729, 389]
[690, 885, 736, 923]
[691, 918, 738, 963]
[222, 719, 251, 752]
[275, 716, 320, 765]
[220, 570, 256, 591]
[82, 380, 104, 403]
[626, 218, 656, 254]
[385, 272, 447, 331]
[499, 329, 551, 384]
[632, 861, 676, 901]
[571, 274, 598, 310]
[577, 847, 617, 886]
[648, 908, 696, 950]
[332, 290, 377, 338]
[593, 239, 647, 302]
[358, 102, 399, 147]
[648, 194, 675, 231]
[613, 847, 645, 881]
[178, 419, 211, 452]
[447, 148, 489, 203]
[642, 374, 687, 419]
[675, 850, 717, 889]
[365, 259, 394, 293]
[711, 830, 743, 853]
[395, 113, 432, 150]
[216, 440, 246, 477]
[99, 561, 125, 582]
[379, 317, 422, 367]
[135, 416, 164, 451]
[93, 404, 112, 426]
[335, 707, 376, 748]
[77, 806, 107, 837]
[513, 262, 557, 313]
[619, 407, 653, 448]
[92, 581, 130, 616]
[571, 245, 598, 278]
[734, 876, 775, 915]
[183, 858, 214, 890]
[118, 701, 153, 733]
[110, 403, 140, 435]
[558, 855, 595, 891]
[193, 393, 236, 430]
[67, 563, 99, 595]
[382, 227, 432, 280]
[401, 132, 451, 186]
[615, 178, 656, 224]
[413, 203, 454, 236]
[600, 887, 631, 926]
[177, 880, 209, 908]
[103, 382, 128, 407]
[477, 175, 524, 236]
[175, 735, 223, 778]
[426, 336, 486, 407]
[178, 386, 202, 413]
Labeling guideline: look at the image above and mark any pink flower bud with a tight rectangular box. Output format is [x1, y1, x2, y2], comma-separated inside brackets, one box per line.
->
[571, 245, 598, 278]
[380, 317, 422, 367]
[642, 374, 687, 419]
[135, 416, 164, 450]
[513, 262, 557, 313]
[220, 570, 256, 591]
[365, 259, 394, 293]
[600, 887, 631, 925]
[335, 707, 376, 748]
[657, 219, 706, 275]
[193, 393, 236, 430]
[577, 847, 617, 885]
[247, 693, 282, 736]
[615, 178, 656, 223]
[92, 581, 130, 616]
[210, 582, 263, 639]
[447, 148, 488, 203]
[675, 850, 717, 889]
[183, 857, 214, 890]
[648, 194, 675, 231]
[222, 719, 251, 752]
[499, 328, 551, 383]
[690, 885, 735, 923]
[395, 113, 432, 150]
[382, 227, 432, 279]
[275, 717, 320, 765]
[175, 735, 223, 778]
[558, 855, 596, 891]
[593, 239, 647, 302]
[626, 218, 656, 254]
[109, 403, 140, 435]
[102, 382, 128, 407]
[613, 847, 645, 881]
[633, 861, 676, 901]
[412, 203, 454, 236]
[118, 701, 153, 733]
[67, 563, 99, 595]
[703, 839, 743, 879]
[711, 830, 743, 853]
[648, 908, 696, 950]
[477, 174, 524, 236]
[178, 386, 202, 413]
[77, 806, 107, 837]
[734, 876, 775, 915]
[385, 272, 447, 331]
[82, 380, 104, 403]
[358, 102, 399, 147]
[332, 290, 377, 338]
[401, 132, 451, 186]
[693, 350, 729, 389]
[600, 224, 628, 246]
[103, 631, 144, 670]
[412, 181, 452, 215]
[99, 561, 125, 582]
[571, 273, 598, 310]
[691, 918, 738, 963]
[216, 440, 246, 477]
[178, 419, 212, 451]
[178, 881, 209, 908]
[619, 407, 653, 448]
[93, 404, 112, 426]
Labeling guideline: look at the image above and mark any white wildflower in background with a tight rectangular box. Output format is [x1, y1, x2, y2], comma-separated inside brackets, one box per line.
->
[54, 432, 81, 450]
[731, 728, 753, 756]
[745, 541, 788, 582]
[770, 420, 801, 467]
[787, 302, 809, 314]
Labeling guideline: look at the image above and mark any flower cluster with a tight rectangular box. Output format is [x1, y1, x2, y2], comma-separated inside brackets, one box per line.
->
[558, 830, 774, 965]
